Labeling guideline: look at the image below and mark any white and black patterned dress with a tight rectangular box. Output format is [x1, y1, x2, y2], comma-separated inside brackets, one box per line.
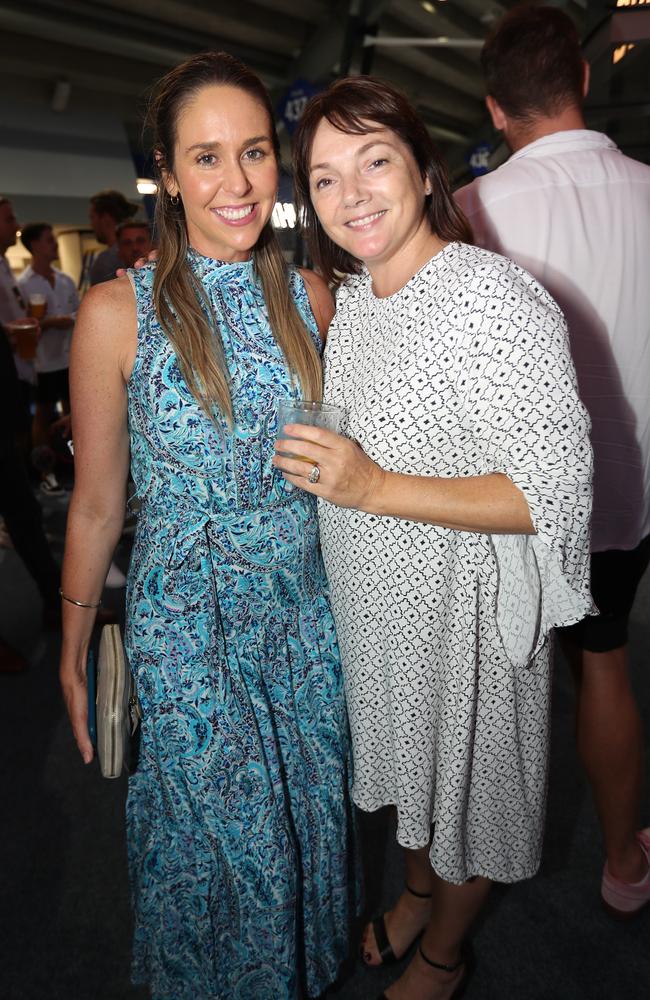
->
[318, 242, 594, 884]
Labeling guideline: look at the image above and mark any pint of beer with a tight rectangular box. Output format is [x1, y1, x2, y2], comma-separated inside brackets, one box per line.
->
[28, 293, 47, 320]
[12, 318, 39, 361]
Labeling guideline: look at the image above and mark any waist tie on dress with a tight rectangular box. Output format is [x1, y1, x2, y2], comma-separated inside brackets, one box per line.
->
[135, 496, 303, 574]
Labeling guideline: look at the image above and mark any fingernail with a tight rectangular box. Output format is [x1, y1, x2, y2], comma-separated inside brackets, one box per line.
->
[83, 752, 92, 764]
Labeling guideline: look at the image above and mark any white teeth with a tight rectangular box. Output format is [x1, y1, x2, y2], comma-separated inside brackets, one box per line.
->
[214, 205, 254, 220]
[347, 211, 385, 228]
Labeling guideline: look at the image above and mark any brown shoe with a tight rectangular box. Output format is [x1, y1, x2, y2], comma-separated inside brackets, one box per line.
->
[0, 638, 28, 673]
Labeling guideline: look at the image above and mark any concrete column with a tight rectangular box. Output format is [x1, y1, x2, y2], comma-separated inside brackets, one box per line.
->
[56, 229, 83, 287]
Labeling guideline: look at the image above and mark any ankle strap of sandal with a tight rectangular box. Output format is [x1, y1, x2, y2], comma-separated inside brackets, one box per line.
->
[405, 883, 433, 899]
[418, 943, 464, 973]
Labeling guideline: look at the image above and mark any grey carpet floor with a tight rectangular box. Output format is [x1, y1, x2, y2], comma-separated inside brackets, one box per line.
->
[1, 491, 648, 1000]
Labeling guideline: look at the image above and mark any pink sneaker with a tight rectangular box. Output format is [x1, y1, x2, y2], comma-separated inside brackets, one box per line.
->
[601, 828, 650, 917]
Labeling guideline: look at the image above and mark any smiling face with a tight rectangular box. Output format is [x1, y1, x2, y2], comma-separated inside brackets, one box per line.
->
[165, 84, 278, 261]
[308, 119, 434, 274]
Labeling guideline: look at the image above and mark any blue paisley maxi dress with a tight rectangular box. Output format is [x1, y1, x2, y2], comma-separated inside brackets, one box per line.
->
[124, 250, 356, 1000]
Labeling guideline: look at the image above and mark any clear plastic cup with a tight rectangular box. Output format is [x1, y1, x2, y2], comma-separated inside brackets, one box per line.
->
[276, 399, 346, 462]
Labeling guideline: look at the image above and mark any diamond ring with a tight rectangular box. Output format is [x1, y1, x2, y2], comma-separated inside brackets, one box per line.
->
[307, 464, 321, 484]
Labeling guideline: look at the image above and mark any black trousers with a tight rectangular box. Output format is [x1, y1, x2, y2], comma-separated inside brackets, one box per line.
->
[0, 439, 60, 609]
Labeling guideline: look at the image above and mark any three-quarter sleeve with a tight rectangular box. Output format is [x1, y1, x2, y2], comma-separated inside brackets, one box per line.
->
[456, 256, 595, 666]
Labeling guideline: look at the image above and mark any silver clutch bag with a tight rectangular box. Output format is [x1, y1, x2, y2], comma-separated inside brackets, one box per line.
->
[96, 624, 141, 779]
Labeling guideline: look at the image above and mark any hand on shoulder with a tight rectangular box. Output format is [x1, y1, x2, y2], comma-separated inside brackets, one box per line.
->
[115, 248, 158, 279]
[298, 268, 335, 342]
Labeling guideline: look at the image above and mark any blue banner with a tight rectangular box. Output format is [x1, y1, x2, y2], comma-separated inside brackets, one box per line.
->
[278, 79, 318, 136]
[467, 140, 492, 176]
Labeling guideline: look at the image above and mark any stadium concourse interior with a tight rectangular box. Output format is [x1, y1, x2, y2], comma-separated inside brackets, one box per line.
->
[1, 1, 650, 998]
[1, 490, 649, 998]
[1, 1, 649, 234]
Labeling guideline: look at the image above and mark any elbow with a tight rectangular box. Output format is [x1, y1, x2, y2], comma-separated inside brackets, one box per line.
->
[68, 488, 126, 541]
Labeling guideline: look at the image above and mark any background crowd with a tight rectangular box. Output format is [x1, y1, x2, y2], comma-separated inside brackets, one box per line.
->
[0, 4, 648, 1000]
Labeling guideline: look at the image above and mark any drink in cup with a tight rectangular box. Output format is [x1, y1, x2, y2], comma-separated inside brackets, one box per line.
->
[276, 400, 346, 463]
[28, 293, 47, 320]
[12, 318, 39, 361]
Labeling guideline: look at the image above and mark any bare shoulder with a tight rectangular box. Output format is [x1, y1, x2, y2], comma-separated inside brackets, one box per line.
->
[297, 267, 335, 341]
[73, 276, 138, 380]
[79, 275, 135, 319]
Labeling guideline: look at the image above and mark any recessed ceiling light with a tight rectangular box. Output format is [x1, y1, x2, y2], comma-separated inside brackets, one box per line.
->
[136, 178, 158, 195]
[421, 1, 436, 13]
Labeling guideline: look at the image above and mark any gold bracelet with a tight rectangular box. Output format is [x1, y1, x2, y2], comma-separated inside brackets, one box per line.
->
[59, 587, 102, 609]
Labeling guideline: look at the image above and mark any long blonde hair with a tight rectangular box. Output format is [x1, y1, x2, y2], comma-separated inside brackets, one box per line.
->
[147, 52, 322, 422]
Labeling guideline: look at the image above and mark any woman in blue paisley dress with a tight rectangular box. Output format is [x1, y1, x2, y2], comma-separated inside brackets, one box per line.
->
[59, 52, 356, 1000]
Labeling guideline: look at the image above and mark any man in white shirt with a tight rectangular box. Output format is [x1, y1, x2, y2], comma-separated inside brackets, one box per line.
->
[0, 199, 62, 669]
[456, 4, 650, 915]
[0, 197, 37, 441]
[18, 223, 79, 496]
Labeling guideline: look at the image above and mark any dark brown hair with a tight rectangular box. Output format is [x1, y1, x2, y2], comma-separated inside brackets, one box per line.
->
[20, 222, 52, 253]
[116, 219, 151, 239]
[146, 51, 322, 422]
[482, 4, 584, 124]
[89, 189, 139, 223]
[293, 75, 472, 284]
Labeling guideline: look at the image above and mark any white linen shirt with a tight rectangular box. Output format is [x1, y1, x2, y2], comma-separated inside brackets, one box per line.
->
[18, 265, 78, 374]
[456, 130, 650, 552]
[0, 253, 34, 383]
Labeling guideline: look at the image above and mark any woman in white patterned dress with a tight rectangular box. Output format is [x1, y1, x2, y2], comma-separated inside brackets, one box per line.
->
[273, 77, 594, 1000]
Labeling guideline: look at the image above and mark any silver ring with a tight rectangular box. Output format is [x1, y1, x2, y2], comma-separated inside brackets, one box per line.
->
[307, 464, 321, 484]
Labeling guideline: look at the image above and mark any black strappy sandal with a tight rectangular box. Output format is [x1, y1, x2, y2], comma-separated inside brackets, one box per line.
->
[362, 884, 433, 966]
[377, 942, 468, 1000]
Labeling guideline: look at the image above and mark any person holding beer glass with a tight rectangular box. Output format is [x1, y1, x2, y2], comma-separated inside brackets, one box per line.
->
[273, 76, 595, 1000]
[19, 223, 78, 495]
[0, 199, 62, 658]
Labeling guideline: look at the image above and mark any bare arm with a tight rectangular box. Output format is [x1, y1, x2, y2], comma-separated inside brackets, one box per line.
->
[273, 427, 534, 534]
[367, 464, 533, 533]
[59, 278, 136, 763]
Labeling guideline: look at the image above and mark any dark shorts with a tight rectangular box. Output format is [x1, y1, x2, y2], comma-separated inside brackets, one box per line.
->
[558, 534, 650, 652]
[36, 368, 69, 406]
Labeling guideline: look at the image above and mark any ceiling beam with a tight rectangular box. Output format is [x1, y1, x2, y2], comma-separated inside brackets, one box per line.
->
[239, 0, 328, 21]
[95, 0, 308, 56]
[0, 0, 288, 83]
[373, 53, 483, 125]
[393, 0, 486, 39]
[372, 17, 484, 99]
